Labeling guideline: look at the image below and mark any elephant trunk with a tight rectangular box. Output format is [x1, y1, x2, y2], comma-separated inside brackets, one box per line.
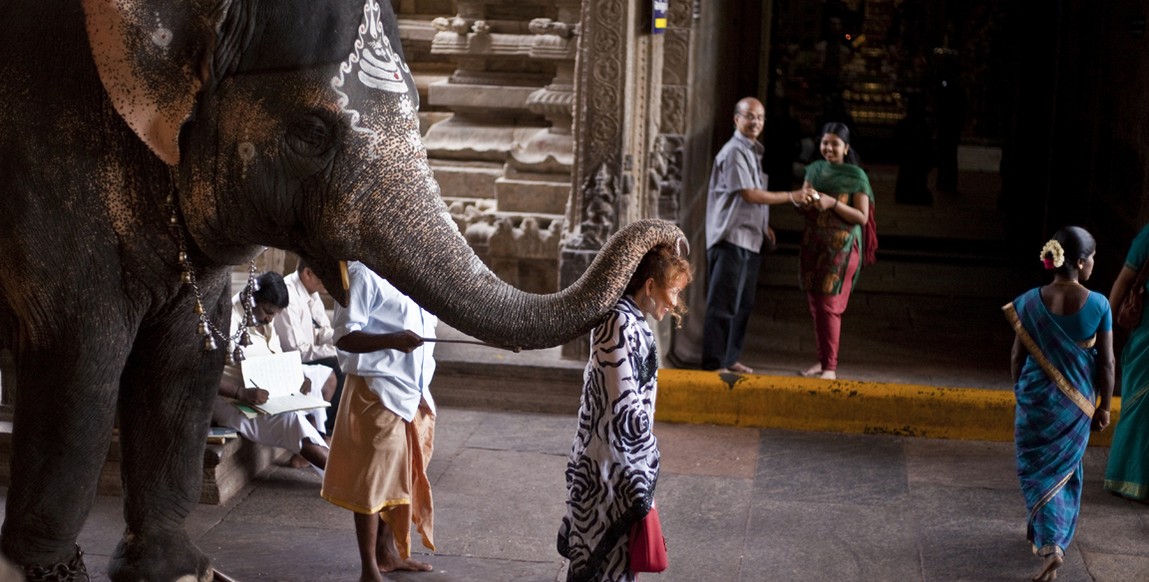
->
[328, 180, 683, 350]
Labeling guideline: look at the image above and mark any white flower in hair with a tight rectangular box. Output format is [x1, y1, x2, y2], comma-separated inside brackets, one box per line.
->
[1040, 240, 1065, 269]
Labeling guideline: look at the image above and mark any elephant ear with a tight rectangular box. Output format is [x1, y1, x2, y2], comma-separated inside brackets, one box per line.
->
[82, 0, 215, 165]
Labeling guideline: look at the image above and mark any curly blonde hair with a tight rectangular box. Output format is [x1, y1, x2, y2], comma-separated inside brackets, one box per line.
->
[625, 243, 694, 327]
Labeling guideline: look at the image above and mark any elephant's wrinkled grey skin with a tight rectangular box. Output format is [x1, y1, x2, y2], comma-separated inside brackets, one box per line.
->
[0, 0, 683, 580]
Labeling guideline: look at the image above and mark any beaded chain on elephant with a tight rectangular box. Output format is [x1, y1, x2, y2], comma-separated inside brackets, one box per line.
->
[165, 182, 257, 364]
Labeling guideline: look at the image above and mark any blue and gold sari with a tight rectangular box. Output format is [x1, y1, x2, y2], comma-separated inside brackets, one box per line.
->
[1003, 288, 1100, 558]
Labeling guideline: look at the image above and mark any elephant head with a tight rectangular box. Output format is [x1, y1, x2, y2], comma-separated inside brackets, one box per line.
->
[85, 0, 684, 350]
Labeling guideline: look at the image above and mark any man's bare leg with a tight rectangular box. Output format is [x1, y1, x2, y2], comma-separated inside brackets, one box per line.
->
[353, 512, 385, 582]
[300, 439, 328, 470]
[376, 511, 432, 572]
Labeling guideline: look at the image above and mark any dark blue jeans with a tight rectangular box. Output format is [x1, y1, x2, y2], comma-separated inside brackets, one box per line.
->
[702, 241, 762, 370]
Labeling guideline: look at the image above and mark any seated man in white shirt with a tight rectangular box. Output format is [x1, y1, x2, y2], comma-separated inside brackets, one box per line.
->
[274, 260, 344, 434]
[213, 272, 335, 474]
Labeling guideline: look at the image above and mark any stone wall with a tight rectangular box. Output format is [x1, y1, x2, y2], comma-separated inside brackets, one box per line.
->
[397, 1, 579, 295]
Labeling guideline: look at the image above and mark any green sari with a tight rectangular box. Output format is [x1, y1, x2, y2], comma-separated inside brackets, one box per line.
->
[1105, 223, 1149, 499]
[800, 160, 875, 294]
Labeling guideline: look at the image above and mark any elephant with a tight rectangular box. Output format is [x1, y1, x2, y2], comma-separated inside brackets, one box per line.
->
[0, 0, 684, 580]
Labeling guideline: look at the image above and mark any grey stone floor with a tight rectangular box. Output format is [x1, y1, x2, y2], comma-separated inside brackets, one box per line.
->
[7, 406, 1148, 582]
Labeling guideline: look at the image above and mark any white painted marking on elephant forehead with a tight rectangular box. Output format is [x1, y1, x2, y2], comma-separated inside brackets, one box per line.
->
[330, 0, 415, 159]
[151, 28, 172, 47]
[151, 11, 172, 48]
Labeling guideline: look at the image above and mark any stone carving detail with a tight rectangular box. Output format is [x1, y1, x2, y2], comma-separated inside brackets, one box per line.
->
[648, 134, 684, 221]
[566, 0, 626, 256]
[431, 16, 473, 34]
[529, 18, 577, 39]
[660, 86, 686, 135]
[566, 164, 619, 250]
[662, 29, 689, 86]
[446, 198, 564, 292]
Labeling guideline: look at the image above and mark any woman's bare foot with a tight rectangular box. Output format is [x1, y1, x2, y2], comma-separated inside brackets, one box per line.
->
[289, 454, 310, 469]
[800, 363, 823, 377]
[819, 370, 837, 380]
[1033, 552, 1063, 582]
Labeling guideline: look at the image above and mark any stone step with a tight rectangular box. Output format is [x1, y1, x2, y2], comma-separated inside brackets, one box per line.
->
[0, 421, 287, 505]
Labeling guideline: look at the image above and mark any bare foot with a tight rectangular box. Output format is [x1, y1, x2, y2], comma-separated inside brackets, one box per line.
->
[289, 454, 309, 469]
[819, 370, 837, 380]
[1033, 552, 1062, 582]
[375, 521, 433, 573]
[728, 362, 754, 374]
[358, 569, 385, 582]
[800, 363, 823, 377]
[379, 557, 433, 573]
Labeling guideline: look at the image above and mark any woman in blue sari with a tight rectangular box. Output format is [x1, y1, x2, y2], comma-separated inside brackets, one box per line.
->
[1003, 226, 1114, 582]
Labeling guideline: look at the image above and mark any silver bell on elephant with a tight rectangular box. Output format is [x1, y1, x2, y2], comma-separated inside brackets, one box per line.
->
[232, 347, 246, 365]
[239, 330, 252, 347]
[202, 335, 218, 352]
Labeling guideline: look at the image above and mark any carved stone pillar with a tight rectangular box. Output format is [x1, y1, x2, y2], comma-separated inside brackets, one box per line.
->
[559, 0, 668, 359]
[404, 1, 579, 295]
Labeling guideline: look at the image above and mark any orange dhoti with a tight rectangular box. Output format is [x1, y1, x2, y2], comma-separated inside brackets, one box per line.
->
[321, 374, 436, 558]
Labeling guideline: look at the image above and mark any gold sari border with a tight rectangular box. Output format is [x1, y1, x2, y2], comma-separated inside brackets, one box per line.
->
[1002, 302, 1095, 418]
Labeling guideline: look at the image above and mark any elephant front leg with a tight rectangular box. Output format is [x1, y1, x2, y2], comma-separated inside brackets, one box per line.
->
[0, 353, 121, 580]
[108, 324, 222, 582]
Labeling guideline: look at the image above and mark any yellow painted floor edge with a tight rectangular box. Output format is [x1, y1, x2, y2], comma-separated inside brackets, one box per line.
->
[655, 369, 1122, 445]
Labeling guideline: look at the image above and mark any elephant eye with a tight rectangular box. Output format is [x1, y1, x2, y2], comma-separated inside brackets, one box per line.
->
[286, 115, 334, 157]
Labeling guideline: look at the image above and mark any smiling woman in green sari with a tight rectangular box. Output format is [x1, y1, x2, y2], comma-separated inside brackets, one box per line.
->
[797, 122, 877, 380]
[1004, 226, 1114, 582]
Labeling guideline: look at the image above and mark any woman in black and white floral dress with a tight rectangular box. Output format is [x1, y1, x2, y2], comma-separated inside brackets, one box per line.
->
[558, 243, 693, 582]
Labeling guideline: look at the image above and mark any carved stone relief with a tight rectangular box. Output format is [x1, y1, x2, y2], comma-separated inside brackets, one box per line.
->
[649, 134, 684, 221]
[392, 1, 698, 360]
[396, 1, 581, 294]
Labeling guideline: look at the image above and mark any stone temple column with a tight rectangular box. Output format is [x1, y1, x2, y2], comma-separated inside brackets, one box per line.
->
[559, 0, 667, 359]
[417, 1, 577, 294]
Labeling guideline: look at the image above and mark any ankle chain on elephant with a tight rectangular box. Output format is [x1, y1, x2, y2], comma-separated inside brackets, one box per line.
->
[23, 545, 89, 582]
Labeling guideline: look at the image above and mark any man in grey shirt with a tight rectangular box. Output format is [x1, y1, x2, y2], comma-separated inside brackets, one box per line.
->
[703, 97, 809, 372]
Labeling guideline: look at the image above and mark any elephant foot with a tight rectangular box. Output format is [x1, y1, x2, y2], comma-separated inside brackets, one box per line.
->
[23, 545, 89, 582]
[108, 530, 211, 582]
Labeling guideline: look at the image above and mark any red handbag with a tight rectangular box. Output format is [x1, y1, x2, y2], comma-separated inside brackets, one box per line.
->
[629, 505, 668, 573]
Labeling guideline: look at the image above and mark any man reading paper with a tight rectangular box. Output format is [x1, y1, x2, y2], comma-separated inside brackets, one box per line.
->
[212, 272, 334, 474]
